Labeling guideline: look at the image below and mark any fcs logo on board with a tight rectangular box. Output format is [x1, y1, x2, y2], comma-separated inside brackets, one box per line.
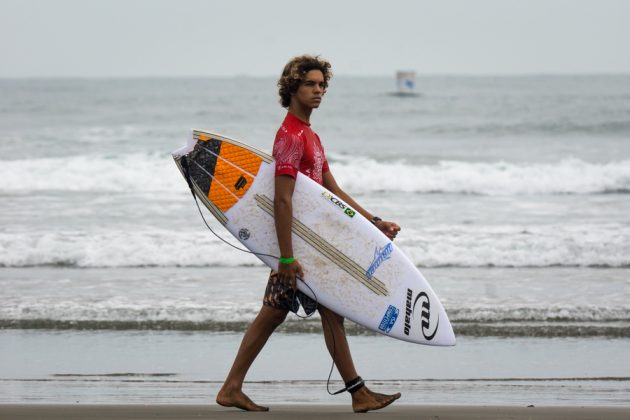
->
[404, 288, 439, 341]
[321, 192, 356, 218]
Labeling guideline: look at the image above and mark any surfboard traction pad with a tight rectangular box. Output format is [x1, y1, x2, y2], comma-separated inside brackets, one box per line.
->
[173, 130, 273, 225]
[188, 134, 261, 213]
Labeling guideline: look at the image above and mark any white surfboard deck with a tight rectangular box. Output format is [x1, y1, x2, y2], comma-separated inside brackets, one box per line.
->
[172, 130, 455, 346]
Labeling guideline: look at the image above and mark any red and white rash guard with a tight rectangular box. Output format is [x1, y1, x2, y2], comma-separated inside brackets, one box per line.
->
[272, 112, 330, 185]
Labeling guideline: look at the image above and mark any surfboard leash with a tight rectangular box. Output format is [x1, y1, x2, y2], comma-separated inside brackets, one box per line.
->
[180, 155, 350, 397]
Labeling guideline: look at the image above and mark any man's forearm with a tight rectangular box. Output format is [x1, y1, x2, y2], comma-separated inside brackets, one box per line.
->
[335, 189, 375, 221]
[274, 199, 294, 258]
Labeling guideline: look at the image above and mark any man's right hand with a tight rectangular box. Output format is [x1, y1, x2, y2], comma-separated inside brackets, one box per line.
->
[277, 259, 305, 290]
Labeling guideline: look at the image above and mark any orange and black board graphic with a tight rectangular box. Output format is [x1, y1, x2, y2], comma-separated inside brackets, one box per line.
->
[186, 133, 263, 213]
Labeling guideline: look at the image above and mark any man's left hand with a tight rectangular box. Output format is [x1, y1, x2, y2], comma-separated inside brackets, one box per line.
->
[376, 220, 401, 241]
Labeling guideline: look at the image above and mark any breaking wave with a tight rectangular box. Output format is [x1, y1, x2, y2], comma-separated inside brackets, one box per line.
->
[1, 224, 628, 268]
[1, 154, 629, 196]
[331, 156, 630, 195]
[2, 304, 629, 338]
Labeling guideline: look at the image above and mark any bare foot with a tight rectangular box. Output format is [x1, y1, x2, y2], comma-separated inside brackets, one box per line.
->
[351, 386, 401, 413]
[216, 386, 269, 412]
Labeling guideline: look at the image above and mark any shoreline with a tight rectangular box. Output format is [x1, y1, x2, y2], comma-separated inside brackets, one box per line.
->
[2, 330, 630, 406]
[1, 404, 629, 420]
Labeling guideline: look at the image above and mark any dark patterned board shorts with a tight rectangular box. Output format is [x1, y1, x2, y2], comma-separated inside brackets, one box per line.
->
[263, 270, 318, 315]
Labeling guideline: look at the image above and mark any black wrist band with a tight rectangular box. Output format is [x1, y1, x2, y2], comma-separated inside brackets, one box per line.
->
[371, 216, 382, 225]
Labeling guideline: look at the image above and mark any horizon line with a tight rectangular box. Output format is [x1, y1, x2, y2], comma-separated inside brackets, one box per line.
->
[1, 71, 630, 80]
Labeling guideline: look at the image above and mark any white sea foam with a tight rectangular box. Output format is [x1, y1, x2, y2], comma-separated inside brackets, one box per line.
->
[1, 224, 628, 268]
[0, 299, 263, 325]
[1, 154, 629, 195]
[4, 302, 626, 324]
[0, 229, 261, 268]
[331, 155, 630, 195]
[0, 154, 184, 193]
[448, 305, 630, 323]
[398, 224, 630, 268]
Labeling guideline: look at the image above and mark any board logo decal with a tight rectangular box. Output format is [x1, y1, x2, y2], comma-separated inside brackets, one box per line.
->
[366, 243, 393, 279]
[404, 288, 439, 340]
[321, 191, 356, 218]
[378, 305, 399, 333]
[238, 228, 250, 240]
[235, 176, 247, 190]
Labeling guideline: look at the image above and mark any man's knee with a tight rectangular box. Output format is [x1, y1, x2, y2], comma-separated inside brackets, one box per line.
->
[260, 305, 289, 328]
[318, 305, 344, 324]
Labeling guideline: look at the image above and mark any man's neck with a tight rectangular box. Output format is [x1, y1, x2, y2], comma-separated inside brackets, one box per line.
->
[288, 103, 312, 124]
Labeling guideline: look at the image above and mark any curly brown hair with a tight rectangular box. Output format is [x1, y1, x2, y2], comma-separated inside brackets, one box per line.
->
[277, 55, 333, 108]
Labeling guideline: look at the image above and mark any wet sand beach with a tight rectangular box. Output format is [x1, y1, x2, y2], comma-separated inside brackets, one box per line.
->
[1, 404, 630, 420]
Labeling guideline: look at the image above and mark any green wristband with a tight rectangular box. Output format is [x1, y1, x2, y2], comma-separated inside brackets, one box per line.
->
[279, 257, 296, 265]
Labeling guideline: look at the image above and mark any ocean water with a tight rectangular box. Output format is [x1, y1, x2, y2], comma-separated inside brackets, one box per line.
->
[1, 76, 629, 405]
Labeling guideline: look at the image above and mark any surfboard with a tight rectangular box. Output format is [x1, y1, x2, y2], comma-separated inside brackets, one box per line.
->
[172, 130, 456, 346]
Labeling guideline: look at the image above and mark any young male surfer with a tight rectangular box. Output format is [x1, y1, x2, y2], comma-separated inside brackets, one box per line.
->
[216, 55, 402, 413]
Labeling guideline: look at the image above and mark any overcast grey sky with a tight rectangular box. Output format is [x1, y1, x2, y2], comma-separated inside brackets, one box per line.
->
[1, 0, 629, 77]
